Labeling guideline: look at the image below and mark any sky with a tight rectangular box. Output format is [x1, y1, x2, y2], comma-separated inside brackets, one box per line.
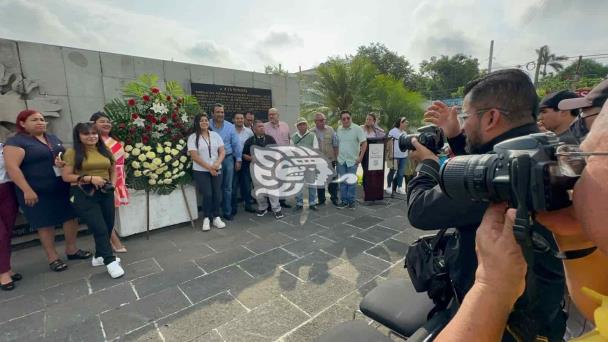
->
[1, 0, 607, 74]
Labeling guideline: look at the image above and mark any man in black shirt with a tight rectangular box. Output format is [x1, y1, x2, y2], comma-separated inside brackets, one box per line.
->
[407, 69, 566, 341]
[243, 120, 284, 219]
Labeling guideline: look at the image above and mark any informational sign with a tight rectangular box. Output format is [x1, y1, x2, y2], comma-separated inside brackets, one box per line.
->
[191, 83, 272, 122]
[368, 143, 384, 171]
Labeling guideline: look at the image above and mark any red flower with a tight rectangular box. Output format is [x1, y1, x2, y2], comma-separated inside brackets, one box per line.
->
[166, 95, 172, 101]
[145, 125, 152, 132]
[145, 114, 157, 124]
[129, 126, 137, 133]
[118, 123, 126, 129]
[131, 113, 139, 120]
[151, 87, 160, 94]
[126, 138, 132, 145]
[160, 116, 168, 124]
[171, 113, 178, 120]
[142, 95, 151, 102]
[142, 135, 149, 144]
[127, 99, 137, 106]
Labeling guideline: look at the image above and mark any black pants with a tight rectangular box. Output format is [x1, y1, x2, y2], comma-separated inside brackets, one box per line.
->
[70, 187, 115, 265]
[231, 167, 253, 214]
[194, 170, 223, 220]
[318, 161, 338, 203]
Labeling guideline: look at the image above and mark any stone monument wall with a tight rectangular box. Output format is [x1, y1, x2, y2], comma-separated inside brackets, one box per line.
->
[0, 38, 300, 144]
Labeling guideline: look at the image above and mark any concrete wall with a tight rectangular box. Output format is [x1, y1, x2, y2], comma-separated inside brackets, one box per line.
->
[0, 38, 300, 144]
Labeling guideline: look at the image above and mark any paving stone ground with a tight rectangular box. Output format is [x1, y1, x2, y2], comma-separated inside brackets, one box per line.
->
[1, 192, 425, 342]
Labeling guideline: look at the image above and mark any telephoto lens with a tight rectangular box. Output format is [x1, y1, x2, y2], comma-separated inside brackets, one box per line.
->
[398, 124, 445, 154]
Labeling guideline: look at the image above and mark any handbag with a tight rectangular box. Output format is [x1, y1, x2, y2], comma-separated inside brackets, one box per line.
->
[405, 228, 455, 306]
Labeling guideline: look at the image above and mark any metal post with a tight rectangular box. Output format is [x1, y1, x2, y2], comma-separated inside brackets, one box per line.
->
[181, 185, 196, 229]
[146, 190, 150, 240]
[488, 40, 494, 73]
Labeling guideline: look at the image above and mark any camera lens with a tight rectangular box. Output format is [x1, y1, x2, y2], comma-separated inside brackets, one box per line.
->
[398, 134, 416, 152]
[439, 154, 509, 203]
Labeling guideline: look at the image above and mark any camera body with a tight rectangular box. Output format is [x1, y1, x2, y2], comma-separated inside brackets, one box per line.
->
[439, 132, 577, 212]
[399, 124, 445, 154]
[100, 182, 115, 193]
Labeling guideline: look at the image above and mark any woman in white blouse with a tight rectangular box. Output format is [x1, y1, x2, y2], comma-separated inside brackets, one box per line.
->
[188, 113, 226, 231]
[386, 117, 409, 195]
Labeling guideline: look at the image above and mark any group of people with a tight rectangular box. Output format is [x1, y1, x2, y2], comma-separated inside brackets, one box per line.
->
[403, 70, 607, 341]
[1, 110, 130, 289]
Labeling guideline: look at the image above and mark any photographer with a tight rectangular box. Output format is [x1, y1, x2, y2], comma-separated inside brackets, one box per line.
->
[406, 69, 566, 340]
[436, 100, 608, 339]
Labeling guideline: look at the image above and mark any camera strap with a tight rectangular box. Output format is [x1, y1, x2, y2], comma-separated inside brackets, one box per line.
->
[530, 231, 597, 260]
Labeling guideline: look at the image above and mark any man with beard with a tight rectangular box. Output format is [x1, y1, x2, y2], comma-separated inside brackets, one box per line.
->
[407, 69, 566, 341]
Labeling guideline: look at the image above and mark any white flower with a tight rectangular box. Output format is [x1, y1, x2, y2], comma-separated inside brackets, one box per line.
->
[151, 131, 163, 139]
[143, 146, 152, 152]
[179, 171, 186, 177]
[178, 164, 184, 170]
[125, 153, 130, 159]
[179, 156, 187, 163]
[156, 145, 164, 154]
[151, 102, 168, 115]
[155, 123, 168, 132]
[134, 170, 142, 177]
[179, 139, 185, 145]
[131, 161, 141, 169]
[155, 168, 163, 175]
[149, 179, 157, 185]
[164, 147, 172, 154]
[173, 168, 179, 174]
[164, 179, 173, 184]
[157, 179, 164, 185]
[138, 154, 147, 162]
[175, 144, 183, 151]
[152, 158, 162, 166]
[149, 163, 158, 171]
[146, 151, 156, 159]
[131, 148, 141, 156]
[164, 171, 172, 178]
[124, 145, 133, 152]
[164, 141, 172, 147]
[180, 113, 189, 123]
[143, 162, 151, 169]
[133, 117, 146, 127]
[172, 160, 180, 167]
[171, 149, 179, 156]
[135, 142, 144, 148]
[150, 173, 159, 179]
[164, 155, 172, 163]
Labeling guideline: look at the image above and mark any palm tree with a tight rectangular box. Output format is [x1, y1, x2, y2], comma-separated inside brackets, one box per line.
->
[535, 45, 569, 78]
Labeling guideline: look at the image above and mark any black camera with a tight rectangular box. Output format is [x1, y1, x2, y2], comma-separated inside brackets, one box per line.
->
[100, 182, 115, 194]
[399, 124, 445, 154]
[439, 132, 577, 212]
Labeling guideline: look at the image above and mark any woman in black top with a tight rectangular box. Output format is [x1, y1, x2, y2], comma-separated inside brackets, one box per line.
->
[4, 110, 92, 272]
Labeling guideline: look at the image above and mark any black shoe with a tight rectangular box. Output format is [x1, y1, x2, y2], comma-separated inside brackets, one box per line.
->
[280, 201, 292, 209]
[256, 209, 268, 217]
[309, 205, 318, 211]
[66, 249, 92, 260]
[222, 215, 233, 221]
[335, 202, 348, 209]
[11, 273, 22, 282]
[331, 199, 340, 206]
[274, 210, 285, 219]
[318, 199, 326, 206]
[1, 282, 15, 291]
[245, 206, 256, 213]
[295, 205, 303, 210]
[348, 202, 356, 209]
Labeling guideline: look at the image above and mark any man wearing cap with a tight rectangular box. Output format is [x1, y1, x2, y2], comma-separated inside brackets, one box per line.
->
[311, 112, 339, 206]
[264, 107, 292, 208]
[558, 79, 608, 143]
[538, 90, 579, 144]
[291, 118, 319, 210]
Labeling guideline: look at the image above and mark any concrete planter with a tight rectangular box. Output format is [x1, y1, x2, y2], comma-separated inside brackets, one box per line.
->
[116, 184, 198, 237]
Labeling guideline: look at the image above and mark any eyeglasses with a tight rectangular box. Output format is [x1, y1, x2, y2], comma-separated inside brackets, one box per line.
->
[341, 117, 351, 121]
[555, 144, 608, 177]
[457, 108, 510, 124]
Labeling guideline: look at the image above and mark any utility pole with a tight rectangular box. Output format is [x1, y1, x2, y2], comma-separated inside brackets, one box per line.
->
[571, 55, 583, 90]
[488, 40, 494, 73]
[533, 46, 545, 86]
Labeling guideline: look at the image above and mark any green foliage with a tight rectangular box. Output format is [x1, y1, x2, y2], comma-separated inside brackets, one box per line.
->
[355, 43, 415, 88]
[370, 75, 424, 128]
[536, 74, 605, 97]
[536, 45, 568, 78]
[418, 54, 480, 99]
[264, 64, 289, 76]
[559, 59, 608, 80]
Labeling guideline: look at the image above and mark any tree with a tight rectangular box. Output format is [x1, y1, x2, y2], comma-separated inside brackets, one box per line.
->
[370, 75, 425, 128]
[418, 54, 480, 99]
[536, 45, 568, 77]
[264, 64, 288, 76]
[559, 59, 608, 80]
[355, 43, 416, 89]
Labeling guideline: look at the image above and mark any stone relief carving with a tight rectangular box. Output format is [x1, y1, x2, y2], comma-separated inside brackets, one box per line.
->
[0, 63, 62, 142]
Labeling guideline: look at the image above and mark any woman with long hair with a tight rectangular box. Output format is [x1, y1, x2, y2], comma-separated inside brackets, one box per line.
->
[0, 143, 20, 290]
[90, 112, 128, 253]
[386, 117, 409, 195]
[188, 113, 226, 231]
[4, 110, 91, 273]
[361, 113, 385, 189]
[62, 123, 124, 278]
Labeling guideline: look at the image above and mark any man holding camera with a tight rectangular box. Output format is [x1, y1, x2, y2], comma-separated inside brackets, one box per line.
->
[407, 69, 566, 341]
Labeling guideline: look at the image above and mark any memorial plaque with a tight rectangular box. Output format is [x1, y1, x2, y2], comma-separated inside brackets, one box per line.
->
[191, 83, 272, 122]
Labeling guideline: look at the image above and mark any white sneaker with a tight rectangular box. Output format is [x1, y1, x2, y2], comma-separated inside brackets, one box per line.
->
[213, 217, 226, 229]
[106, 260, 125, 279]
[92, 256, 121, 267]
[385, 187, 393, 195]
[202, 218, 211, 231]
[396, 188, 407, 195]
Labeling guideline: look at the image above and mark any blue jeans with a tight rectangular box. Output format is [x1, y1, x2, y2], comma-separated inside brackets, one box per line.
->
[337, 162, 357, 205]
[295, 185, 317, 206]
[221, 155, 234, 216]
[232, 166, 252, 213]
[391, 158, 408, 188]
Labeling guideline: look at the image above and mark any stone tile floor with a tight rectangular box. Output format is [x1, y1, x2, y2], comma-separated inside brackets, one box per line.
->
[1, 194, 426, 341]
